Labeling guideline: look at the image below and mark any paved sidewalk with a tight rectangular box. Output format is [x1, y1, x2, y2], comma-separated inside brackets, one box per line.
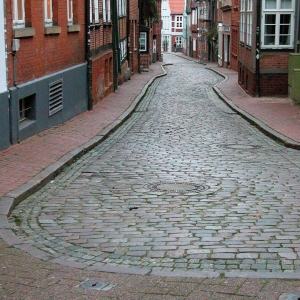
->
[0, 64, 166, 200]
[175, 52, 300, 148]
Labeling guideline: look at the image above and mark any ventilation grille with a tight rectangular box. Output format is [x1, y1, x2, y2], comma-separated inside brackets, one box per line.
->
[49, 80, 63, 116]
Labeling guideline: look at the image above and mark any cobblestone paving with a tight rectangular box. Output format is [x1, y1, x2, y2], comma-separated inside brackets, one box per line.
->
[9, 54, 300, 278]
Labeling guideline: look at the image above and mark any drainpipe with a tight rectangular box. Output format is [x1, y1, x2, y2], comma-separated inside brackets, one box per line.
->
[255, 0, 261, 97]
[126, 0, 131, 71]
[85, 0, 93, 110]
[138, 0, 141, 73]
[112, 0, 119, 91]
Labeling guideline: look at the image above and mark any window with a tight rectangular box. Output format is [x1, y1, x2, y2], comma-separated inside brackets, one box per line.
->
[240, 0, 245, 43]
[139, 32, 147, 52]
[67, 0, 73, 25]
[13, 0, 25, 28]
[90, 0, 99, 23]
[44, 0, 53, 27]
[103, 0, 111, 23]
[176, 16, 183, 28]
[119, 38, 127, 61]
[94, 0, 99, 23]
[192, 10, 196, 25]
[176, 36, 182, 48]
[261, 0, 295, 48]
[246, 0, 252, 46]
[193, 38, 196, 51]
[118, 0, 126, 16]
[19, 95, 35, 124]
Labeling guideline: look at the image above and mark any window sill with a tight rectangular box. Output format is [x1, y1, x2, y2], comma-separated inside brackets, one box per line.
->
[13, 27, 35, 38]
[103, 22, 112, 27]
[67, 24, 80, 33]
[19, 119, 35, 131]
[44, 26, 61, 35]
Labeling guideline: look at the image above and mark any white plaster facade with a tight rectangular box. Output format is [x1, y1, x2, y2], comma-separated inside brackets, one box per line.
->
[0, 0, 7, 92]
[161, 0, 172, 52]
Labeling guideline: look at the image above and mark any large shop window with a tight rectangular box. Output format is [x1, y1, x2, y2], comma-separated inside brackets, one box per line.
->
[261, 0, 295, 48]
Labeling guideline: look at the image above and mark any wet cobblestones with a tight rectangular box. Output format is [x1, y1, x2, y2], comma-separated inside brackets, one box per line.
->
[9, 54, 300, 278]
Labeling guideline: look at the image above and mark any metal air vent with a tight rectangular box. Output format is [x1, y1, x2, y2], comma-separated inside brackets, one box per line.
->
[49, 79, 63, 116]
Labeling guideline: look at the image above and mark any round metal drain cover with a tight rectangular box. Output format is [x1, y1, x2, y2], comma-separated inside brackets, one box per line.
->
[146, 181, 209, 194]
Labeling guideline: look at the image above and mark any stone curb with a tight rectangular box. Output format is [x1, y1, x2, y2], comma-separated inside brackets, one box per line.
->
[174, 53, 300, 150]
[206, 66, 300, 150]
[0, 65, 167, 219]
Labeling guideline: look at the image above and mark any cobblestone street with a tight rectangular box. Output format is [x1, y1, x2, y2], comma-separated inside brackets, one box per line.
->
[9, 54, 300, 279]
[3, 54, 300, 299]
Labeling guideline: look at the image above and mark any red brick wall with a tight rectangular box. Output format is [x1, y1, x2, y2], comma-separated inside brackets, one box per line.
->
[260, 73, 288, 96]
[92, 50, 114, 104]
[6, 0, 85, 87]
[260, 53, 289, 69]
[129, 0, 139, 74]
[238, 62, 256, 96]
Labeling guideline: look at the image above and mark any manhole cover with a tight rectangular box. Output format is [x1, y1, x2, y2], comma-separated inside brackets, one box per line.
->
[145, 181, 209, 194]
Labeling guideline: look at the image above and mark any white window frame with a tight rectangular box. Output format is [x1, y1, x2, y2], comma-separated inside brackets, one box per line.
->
[90, 0, 92, 23]
[192, 10, 196, 25]
[103, 0, 111, 23]
[261, 0, 295, 48]
[118, 0, 126, 16]
[176, 36, 182, 48]
[94, 0, 99, 23]
[139, 32, 147, 52]
[239, 0, 245, 43]
[246, 0, 252, 46]
[13, 0, 25, 28]
[44, 0, 53, 27]
[67, 0, 73, 25]
[176, 16, 183, 28]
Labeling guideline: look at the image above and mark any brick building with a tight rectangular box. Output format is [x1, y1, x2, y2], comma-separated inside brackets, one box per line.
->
[5, 0, 87, 147]
[238, 0, 299, 96]
[217, 0, 239, 71]
[139, 0, 162, 70]
[0, 0, 161, 151]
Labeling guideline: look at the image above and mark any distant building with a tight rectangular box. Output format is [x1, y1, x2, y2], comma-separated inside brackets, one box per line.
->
[161, 0, 184, 53]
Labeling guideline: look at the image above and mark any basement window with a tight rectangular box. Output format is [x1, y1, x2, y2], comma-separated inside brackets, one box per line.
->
[19, 94, 36, 123]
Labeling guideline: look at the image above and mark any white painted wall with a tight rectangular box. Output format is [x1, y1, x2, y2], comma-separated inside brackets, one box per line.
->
[0, 0, 7, 92]
[161, 0, 172, 52]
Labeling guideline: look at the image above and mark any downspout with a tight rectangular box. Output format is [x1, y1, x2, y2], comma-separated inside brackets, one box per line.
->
[255, 0, 261, 97]
[85, 0, 93, 110]
[112, 0, 119, 91]
[127, 0, 131, 71]
[138, 0, 141, 73]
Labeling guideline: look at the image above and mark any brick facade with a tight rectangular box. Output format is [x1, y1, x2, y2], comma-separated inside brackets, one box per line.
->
[1, 0, 161, 151]
[6, 0, 86, 87]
